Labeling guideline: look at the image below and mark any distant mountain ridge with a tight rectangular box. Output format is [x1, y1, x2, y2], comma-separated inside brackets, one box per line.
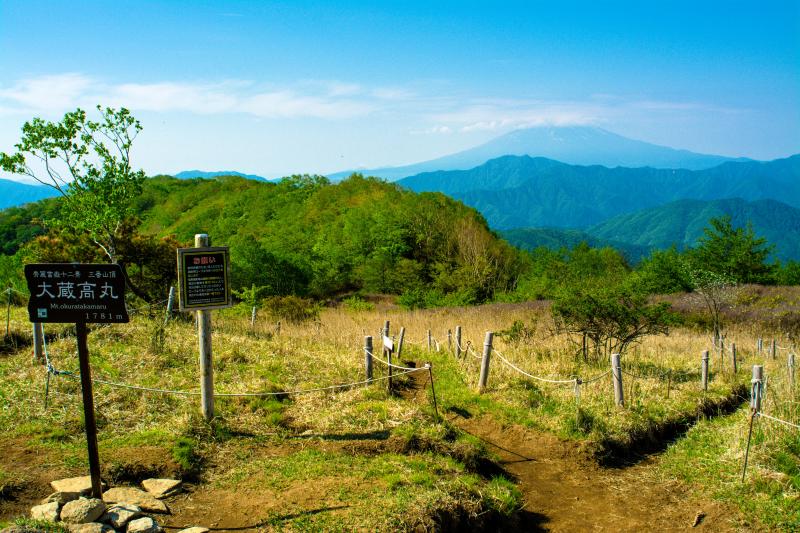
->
[0, 179, 58, 209]
[499, 227, 651, 263]
[501, 198, 800, 262]
[398, 154, 800, 229]
[328, 125, 749, 181]
[174, 170, 269, 181]
[587, 198, 800, 261]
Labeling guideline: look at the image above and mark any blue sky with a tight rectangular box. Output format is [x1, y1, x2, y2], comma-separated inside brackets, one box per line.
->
[1, 0, 798, 179]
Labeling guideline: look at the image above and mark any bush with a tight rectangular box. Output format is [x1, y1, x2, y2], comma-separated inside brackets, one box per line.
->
[552, 282, 677, 361]
[342, 295, 375, 312]
[262, 295, 319, 323]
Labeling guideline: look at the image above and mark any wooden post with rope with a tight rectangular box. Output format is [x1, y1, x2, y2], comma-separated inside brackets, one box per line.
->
[32, 322, 44, 364]
[164, 285, 175, 325]
[742, 365, 763, 482]
[397, 327, 405, 357]
[701, 349, 709, 391]
[478, 332, 493, 393]
[611, 353, 624, 407]
[364, 336, 373, 382]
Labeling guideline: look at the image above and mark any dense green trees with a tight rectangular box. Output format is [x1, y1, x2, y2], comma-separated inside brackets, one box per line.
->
[0, 165, 794, 312]
[687, 216, 775, 284]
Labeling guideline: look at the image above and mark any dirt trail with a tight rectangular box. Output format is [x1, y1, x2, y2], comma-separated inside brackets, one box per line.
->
[455, 416, 739, 532]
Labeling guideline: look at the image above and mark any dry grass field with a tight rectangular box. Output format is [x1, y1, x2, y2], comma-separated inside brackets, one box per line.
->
[0, 293, 798, 530]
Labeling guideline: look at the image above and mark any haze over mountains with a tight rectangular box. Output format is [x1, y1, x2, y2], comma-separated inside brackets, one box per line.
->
[328, 126, 748, 181]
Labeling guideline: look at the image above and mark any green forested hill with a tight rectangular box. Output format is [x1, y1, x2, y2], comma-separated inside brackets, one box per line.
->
[9, 174, 523, 302]
[586, 198, 800, 261]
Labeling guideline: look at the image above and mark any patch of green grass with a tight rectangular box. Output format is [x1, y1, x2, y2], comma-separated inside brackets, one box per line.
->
[2, 518, 70, 532]
[660, 406, 800, 531]
[171, 436, 203, 478]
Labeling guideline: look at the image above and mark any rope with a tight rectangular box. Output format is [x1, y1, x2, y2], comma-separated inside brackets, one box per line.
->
[492, 349, 575, 385]
[581, 370, 611, 384]
[65, 366, 426, 398]
[467, 345, 482, 360]
[42, 326, 74, 376]
[4, 287, 27, 296]
[758, 412, 800, 430]
[126, 298, 169, 314]
[366, 349, 418, 371]
[620, 367, 670, 381]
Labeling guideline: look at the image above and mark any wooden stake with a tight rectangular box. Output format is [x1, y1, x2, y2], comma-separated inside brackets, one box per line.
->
[397, 327, 405, 357]
[478, 331, 493, 393]
[195, 233, 214, 421]
[666, 369, 672, 399]
[386, 344, 393, 394]
[32, 322, 44, 364]
[427, 329, 432, 350]
[5, 288, 10, 337]
[164, 285, 175, 325]
[250, 306, 257, 328]
[383, 320, 390, 339]
[611, 353, 624, 407]
[731, 343, 737, 374]
[76, 322, 102, 499]
[447, 329, 452, 354]
[364, 336, 373, 382]
[788, 353, 795, 393]
[426, 362, 439, 420]
[772, 338, 777, 359]
[582, 333, 587, 362]
[751, 365, 763, 411]
[701, 349, 709, 391]
[455, 326, 462, 359]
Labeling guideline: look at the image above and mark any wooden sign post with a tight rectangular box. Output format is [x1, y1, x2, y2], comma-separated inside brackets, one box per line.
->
[24, 263, 129, 499]
[177, 234, 232, 421]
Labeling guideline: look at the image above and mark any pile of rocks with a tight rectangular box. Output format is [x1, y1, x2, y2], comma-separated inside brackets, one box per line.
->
[12, 476, 206, 533]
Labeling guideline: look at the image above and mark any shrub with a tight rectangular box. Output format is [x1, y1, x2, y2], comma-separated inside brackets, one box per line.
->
[262, 295, 319, 323]
[342, 295, 375, 312]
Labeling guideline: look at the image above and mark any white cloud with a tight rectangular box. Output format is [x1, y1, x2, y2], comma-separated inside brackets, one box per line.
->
[0, 74, 376, 120]
[0, 73, 741, 137]
[409, 125, 453, 135]
[0, 73, 94, 114]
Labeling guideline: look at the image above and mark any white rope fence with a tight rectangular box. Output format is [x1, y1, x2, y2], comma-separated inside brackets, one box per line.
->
[82, 366, 426, 398]
[492, 348, 576, 385]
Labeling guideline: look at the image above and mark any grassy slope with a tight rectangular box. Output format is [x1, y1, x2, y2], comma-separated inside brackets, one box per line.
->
[1, 298, 797, 528]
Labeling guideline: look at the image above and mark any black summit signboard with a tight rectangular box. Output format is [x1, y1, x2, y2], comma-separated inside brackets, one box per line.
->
[24, 263, 129, 324]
